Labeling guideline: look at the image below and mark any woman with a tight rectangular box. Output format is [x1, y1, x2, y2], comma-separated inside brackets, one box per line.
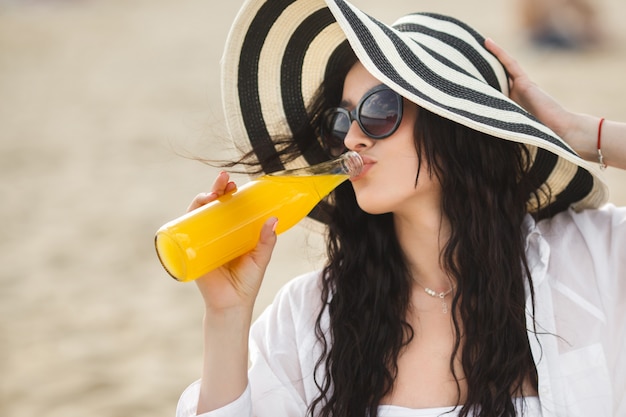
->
[175, 0, 625, 416]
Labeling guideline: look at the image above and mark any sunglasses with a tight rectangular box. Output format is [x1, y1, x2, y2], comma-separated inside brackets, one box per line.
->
[320, 85, 404, 156]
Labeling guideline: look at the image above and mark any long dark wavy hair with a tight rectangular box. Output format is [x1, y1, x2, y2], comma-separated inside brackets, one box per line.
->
[307, 107, 545, 416]
[224, 48, 546, 417]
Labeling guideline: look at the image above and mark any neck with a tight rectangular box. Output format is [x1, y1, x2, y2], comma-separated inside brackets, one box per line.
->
[393, 207, 453, 292]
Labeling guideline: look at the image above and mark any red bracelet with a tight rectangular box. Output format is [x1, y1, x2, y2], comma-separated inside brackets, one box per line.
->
[597, 117, 607, 170]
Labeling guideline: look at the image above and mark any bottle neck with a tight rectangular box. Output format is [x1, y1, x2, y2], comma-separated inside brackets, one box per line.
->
[269, 151, 363, 177]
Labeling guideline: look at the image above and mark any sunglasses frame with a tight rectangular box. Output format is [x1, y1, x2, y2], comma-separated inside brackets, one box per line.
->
[320, 85, 404, 155]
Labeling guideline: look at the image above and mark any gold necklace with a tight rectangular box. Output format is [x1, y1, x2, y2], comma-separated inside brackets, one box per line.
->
[421, 285, 455, 314]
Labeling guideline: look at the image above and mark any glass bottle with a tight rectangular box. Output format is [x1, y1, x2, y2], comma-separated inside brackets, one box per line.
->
[155, 151, 362, 282]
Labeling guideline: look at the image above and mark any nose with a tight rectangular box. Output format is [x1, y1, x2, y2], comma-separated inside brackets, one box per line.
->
[343, 120, 374, 152]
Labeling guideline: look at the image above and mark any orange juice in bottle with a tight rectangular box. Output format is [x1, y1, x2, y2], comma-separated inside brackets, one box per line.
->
[155, 151, 362, 282]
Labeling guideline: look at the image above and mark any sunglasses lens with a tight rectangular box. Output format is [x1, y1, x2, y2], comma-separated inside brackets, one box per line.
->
[320, 87, 402, 156]
[322, 111, 350, 156]
[360, 89, 401, 137]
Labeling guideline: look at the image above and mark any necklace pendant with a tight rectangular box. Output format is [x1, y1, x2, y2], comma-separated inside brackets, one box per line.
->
[422, 285, 454, 314]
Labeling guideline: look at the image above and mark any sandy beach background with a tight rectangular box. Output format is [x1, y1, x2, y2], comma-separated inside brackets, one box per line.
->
[0, 0, 624, 416]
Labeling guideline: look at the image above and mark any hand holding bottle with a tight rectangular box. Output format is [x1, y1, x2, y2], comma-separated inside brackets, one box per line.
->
[188, 171, 278, 314]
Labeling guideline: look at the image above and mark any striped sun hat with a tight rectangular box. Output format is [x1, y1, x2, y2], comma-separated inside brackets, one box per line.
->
[221, 0, 608, 221]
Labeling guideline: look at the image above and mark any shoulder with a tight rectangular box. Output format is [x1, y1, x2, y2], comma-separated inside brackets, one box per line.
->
[531, 204, 626, 302]
[536, 203, 626, 248]
[524, 204, 626, 294]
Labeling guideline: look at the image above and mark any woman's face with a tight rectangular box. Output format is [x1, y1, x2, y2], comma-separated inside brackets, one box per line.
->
[341, 62, 441, 216]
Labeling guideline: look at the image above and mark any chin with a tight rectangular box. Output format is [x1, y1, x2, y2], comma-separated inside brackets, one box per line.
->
[354, 196, 391, 215]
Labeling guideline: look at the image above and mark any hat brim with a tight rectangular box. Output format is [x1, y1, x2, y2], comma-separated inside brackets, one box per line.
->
[221, 0, 609, 225]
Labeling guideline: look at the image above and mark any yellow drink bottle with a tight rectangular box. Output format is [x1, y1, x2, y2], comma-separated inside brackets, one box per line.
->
[155, 151, 362, 282]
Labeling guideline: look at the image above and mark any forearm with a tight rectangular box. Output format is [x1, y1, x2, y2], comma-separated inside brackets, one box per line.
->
[197, 307, 253, 414]
[561, 113, 626, 171]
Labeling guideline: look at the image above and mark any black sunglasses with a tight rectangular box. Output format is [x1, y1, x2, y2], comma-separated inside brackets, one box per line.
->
[320, 85, 404, 156]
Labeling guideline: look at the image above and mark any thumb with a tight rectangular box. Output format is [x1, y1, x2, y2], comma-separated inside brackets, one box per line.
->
[250, 217, 278, 269]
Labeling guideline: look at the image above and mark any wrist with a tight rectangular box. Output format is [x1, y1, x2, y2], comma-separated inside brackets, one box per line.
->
[203, 305, 254, 330]
[560, 112, 599, 162]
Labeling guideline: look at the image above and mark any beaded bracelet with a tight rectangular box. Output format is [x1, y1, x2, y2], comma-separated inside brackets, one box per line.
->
[597, 117, 607, 170]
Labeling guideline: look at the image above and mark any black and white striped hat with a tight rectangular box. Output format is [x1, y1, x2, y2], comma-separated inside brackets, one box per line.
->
[221, 0, 608, 219]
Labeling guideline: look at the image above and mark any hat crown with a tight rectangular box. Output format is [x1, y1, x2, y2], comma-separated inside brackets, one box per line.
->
[391, 12, 509, 95]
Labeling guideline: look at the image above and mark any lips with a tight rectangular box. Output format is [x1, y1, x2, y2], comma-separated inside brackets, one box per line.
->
[349, 154, 375, 182]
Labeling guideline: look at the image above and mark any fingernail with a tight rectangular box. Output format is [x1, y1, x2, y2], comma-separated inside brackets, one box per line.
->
[272, 219, 279, 233]
[225, 181, 237, 193]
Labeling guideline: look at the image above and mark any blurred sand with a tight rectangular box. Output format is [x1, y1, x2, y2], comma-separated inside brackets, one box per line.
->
[0, 0, 624, 416]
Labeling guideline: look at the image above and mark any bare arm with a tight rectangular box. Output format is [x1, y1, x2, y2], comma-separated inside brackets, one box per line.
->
[485, 38, 626, 170]
[187, 172, 278, 413]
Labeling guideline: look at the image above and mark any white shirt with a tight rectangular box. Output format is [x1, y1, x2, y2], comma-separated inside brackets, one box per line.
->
[176, 205, 626, 417]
